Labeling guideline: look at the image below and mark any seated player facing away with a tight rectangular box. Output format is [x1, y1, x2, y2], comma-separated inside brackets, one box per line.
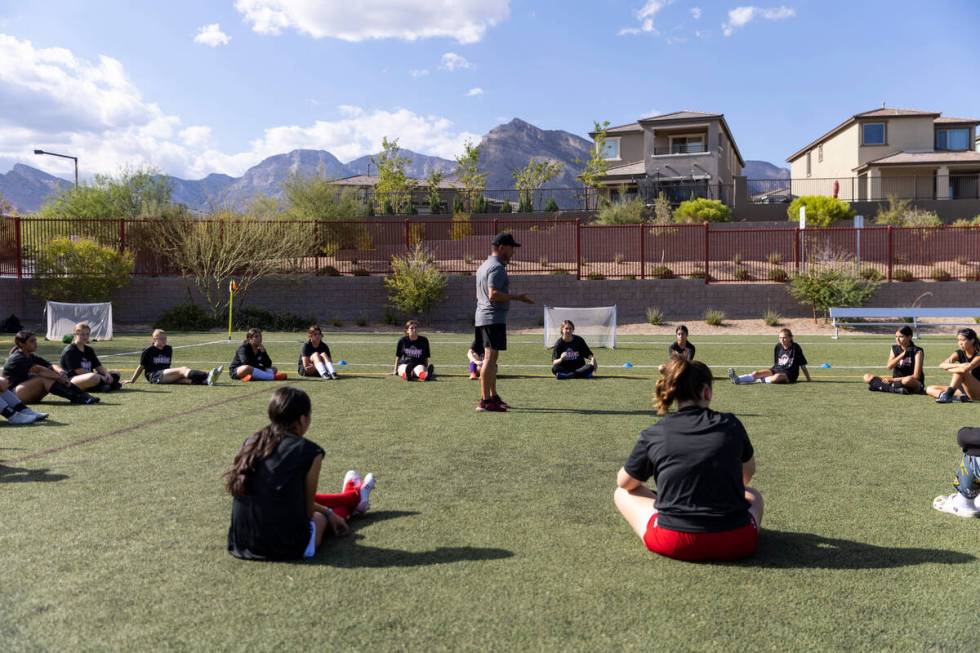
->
[927, 328, 980, 404]
[658, 325, 695, 375]
[614, 359, 763, 562]
[467, 338, 485, 380]
[728, 328, 811, 385]
[298, 325, 338, 380]
[393, 320, 433, 381]
[4, 330, 98, 405]
[59, 322, 122, 392]
[932, 426, 980, 518]
[551, 320, 597, 379]
[124, 329, 222, 386]
[864, 326, 924, 395]
[226, 386, 377, 560]
[230, 328, 286, 382]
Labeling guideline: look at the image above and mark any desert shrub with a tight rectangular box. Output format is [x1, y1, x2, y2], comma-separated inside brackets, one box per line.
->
[930, 266, 952, 282]
[951, 215, 980, 227]
[156, 303, 218, 331]
[704, 309, 726, 326]
[585, 272, 605, 280]
[623, 274, 636, 280]
[892, 268, 914, 282]
[351, 267, 371, 277]
[645, 306, 665, 326]
[860, 266, 884, 281]
[550, 268, 569, 275]
[769, 268, 789, 282]
[732, 253, 743, 265]
[499, 202, 513, 213]
[382, 309, 399, 325]
[596, 198, 646, 225]
[450, 212, 473, 240]
[787, 195, 855, 226]
[688, 270, 708, 280]
[538, 256, 550, 267]
[613, 253, 625, 265]
[650, 265, 674, 279]
[734, 267, 751, 281]
[544, 198, 560, 212]
[966, 269, 980, 282]
[789, 269, 879, 321]
[763, 309, 782, 327]
[874, 196, 942, 228]
[33, 237, 134, 302]
[954, 256, 969, 266]
[383, 244, 447, 315]
[674, 198, 730, 224]
[234, 306, 315, 331]
[767, 251, 784, 265]
[652, 192, 673, 224]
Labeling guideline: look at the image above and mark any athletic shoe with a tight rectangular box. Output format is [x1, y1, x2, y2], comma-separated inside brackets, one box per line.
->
[274, 372, 288, 381]
[342, 469, 361, 492]
[400, 371, 408, 381]
[19, 407, 49, 421]
[469, 371, 479, 380]
[417, 370, 428, 381]
[892, 386, 909, 395]
[476, 400, 489, 412]
[240, 374, 252, 383]
[728, 368, 738, 384]
[207, 365, 223, 386]
[8, 411, 39, 424]
[329, 373, 338, 380]
[935, 390, 953, 403]
[555, 372, 572, 380]
[932, 493, 980, 518]
[355, 473, 376, 515]
[957, 395, 971, 403]
[493, 395, 509, 409]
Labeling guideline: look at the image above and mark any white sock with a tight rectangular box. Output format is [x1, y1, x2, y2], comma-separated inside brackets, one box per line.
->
[737, 373, 755, 384]
[414, 365, 427, 378]
[324, 361, 336, 375]
[251, 368, 274, 380]
[763, 378, 773, 384]
[314, 360, 328, 377]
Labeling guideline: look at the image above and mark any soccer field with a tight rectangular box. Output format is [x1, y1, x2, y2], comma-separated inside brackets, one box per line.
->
[1, 331, 977, 651]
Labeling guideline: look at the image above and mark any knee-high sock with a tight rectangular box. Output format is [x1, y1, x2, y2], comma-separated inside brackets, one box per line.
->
[187, 370, 208, 385]
[573, 364, 595, 378]
[324, 360, 336, 375]
[314, 487, 361, 520]
[736, 373, 755, 384]
[1, 389, 26, 413]
[313, 359, 328, 377]
[0, 391, 16, 417]
[251, 368, 275, 380]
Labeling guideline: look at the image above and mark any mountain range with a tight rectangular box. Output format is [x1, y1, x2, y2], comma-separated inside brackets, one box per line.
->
[0, 119, 789, 213]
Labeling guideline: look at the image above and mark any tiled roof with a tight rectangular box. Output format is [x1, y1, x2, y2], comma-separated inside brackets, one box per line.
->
[601, 161, 646, 177]
[862, 151, 980, 166]
[935, 116, 980, 124]
[788, 108, 949, 161]
[854, 108, 939, 118]
[603, 122, 642, 134]
[639, 111, 723, 122]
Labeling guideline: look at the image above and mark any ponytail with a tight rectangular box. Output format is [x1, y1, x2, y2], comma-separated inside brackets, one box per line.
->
[10, 330, 34, 355]
[654, 359, 713, 415]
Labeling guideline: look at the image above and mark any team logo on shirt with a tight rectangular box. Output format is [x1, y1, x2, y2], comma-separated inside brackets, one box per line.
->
[152, 355, 171, 366]
[403, 346, 424, 358]
[778, 353, 792, 367]
[81, 360, 92, 371]
[563, 350, 581, 360]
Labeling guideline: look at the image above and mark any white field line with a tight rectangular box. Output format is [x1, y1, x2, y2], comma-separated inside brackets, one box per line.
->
[97, 339, 230, 359]
[113, 360, 890, 370]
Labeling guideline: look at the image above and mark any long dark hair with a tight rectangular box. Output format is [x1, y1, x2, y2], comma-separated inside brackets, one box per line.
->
[242, 327, 262, 346]
[958, 328, 979, 352]
[9, 330, 34, 355]
[654, 359, 713, 415]
[224, 387, 312, 497]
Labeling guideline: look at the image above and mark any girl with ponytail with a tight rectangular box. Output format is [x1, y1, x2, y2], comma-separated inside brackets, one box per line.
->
[615, 358, 764, 561]
[927, 328, 980, 403]
[3, 330, 98, 406]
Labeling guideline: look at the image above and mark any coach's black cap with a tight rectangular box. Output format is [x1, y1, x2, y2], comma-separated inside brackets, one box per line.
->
[492, 232, 521, 248]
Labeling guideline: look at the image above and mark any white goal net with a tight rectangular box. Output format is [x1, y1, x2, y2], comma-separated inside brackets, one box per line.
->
[45, 301, 113, 341]
[543, 306, 617, 349]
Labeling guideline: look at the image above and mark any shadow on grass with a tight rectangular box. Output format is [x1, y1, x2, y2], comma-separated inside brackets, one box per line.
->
[0, 463, 69, 483]
[510, 407, 656, 416]
[738, 530, 976, 569]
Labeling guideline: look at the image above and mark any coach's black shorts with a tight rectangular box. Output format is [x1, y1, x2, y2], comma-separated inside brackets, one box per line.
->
[476, 324, 507, 351]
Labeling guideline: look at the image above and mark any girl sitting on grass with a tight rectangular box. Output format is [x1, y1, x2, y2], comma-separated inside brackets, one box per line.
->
[863, 326, 924, 395]
[230, 328, 287, 382]
[467, 338, 484, 381]
[926, 329, 980, 404]
[4, 330, 98, 405]
[123, 329, 222, 386]
[932, 427, 980, 518]
[58, 322, 122, 392]
[298, 325, 338, 380]
[614, 359, 763, 561]
[392, 320, 433, 381]
[226, 386, 376, 560]
[658, 325, 695, 375]
[728, 328, 811, 385]
[551, 320, 597, 379]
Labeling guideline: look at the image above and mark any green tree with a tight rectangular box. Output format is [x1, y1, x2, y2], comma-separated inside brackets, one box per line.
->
[576, 120, 610, 209]
[0, 191, 15, 216]
[38, 168, 177, 219]
[282, 174, 368, 221]
[789, 269, 879, 322]
[33, 237, 134, 301]
[374, 137, 414, 214]
[454, 140, 487, 213]
[423, 169, 445, 214]
[513, 159, 563, 212]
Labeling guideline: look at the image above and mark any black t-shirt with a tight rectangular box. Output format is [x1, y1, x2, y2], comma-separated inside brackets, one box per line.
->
[60, 344, 102, 377]
[955, 349, 980, 381]
[231, 344, 273, 371]
[552, 335, 594, 372]
[299, 341, 331, 367]
[891, 343, 924, 381]
[228, 432, 325, 560]
[624, 406, 754, 533]
[771, 342, 807, 381]
[140, 345, 173, 379]
[667, 341, 696, 361]
[2, 351, 52, 387]
[396, 336, 431, 366]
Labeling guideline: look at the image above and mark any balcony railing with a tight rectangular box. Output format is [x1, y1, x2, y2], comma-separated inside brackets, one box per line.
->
[747, 175, 980, 203]
[652, 145, 708, 156]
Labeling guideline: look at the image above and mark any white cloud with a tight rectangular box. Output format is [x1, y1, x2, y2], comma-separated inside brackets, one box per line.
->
[465, 87, 483, 97]
[440, 52, 471, 71]
[722, 5, 795, 36]
[618, 0, 673, 36]
[0, 34, 480, 180]
[409, 68, 430, 78]
[235, 0, 509, 44]
[690, 7, 702, 19]
[193, 23, 231, 47]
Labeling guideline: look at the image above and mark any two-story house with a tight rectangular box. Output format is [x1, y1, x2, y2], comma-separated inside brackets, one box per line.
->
[786, 108, 980, 201]
[591, 111, 744, 206]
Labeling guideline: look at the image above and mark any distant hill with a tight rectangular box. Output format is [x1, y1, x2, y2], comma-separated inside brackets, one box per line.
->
[744, 160, 790, 195]
[0, 164, 73, 213]
[345, 149, 456, 179]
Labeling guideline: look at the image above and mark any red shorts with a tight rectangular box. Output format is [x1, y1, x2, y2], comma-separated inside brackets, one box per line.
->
[643, 512, 758, 562]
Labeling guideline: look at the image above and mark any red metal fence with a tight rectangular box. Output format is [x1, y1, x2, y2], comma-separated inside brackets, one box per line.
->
[2, 215, 979, 283]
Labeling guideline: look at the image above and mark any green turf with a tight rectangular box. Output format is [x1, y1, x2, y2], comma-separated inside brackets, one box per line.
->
[1, 331, 977, 651]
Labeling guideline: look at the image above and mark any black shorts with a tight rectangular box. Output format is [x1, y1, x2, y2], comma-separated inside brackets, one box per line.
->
[147, 371, 164, 384]
[771, 367, 798, 383]
[229, 366, 242, 380]
[475, 324, 507, 351]
[297, 363, 318, 376]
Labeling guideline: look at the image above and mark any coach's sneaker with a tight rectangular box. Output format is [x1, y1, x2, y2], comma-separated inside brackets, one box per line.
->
[355, 473, 376, 515]
[935, 390, 953, 403]
[342, 469, 361, 493]
[728, 367, 738, 384]
[493, 395, 509, 409]
[8, 410, 40, 424]
[932, 493, 980, 518]
[207, 365, 223, 386]
[274, 372, 288, 381]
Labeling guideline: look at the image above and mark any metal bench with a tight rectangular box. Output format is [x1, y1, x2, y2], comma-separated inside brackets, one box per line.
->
[830, 307, 980, 339]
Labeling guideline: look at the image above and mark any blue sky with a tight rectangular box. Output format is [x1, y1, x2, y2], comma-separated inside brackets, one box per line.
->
[1, 0, 979, 181]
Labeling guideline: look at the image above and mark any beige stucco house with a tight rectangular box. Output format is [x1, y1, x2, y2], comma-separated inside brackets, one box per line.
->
[591, 111, 744, 205]
[786, 108, 980, 200]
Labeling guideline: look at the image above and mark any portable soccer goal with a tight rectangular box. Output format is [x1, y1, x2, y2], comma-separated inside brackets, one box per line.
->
[45, 301, 113, 341]
[543, 306, 617, 349]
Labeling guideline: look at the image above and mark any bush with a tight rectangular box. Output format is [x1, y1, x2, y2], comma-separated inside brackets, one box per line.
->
[763, 309, 782, 327]
[33, 237, 134, 302]
[585, 272, 605, 280]
[787, 195, 855, 227]
[860, 266, 884, 281]
[383, 244, 448, 315]
[544, 198, 560, 212]
[450, 212, 473, 240]
[966, 269, 980, 282]
[789, 269, 879, 321]
[674, 198, 730, 224]
[892, 268, 914, 282]
[767, 251, 784, 265]
[156, 303, 218, 331]
[318, 265, 341, 277]
[930, 266, 952, 282]
[732, 253, 743, 266]
[734, 267, 751, 281]
[769, 268, 789, 282]
[645, 307, 665, 326]
[874, 196, 942, 227]
[688, 270, 708, 280]
[704, 309, 726, 326]
[351, 267, 371, 276]
[550, 268, 569, 275]
[652, 192, 673, 224]
[650, 265, 675, 279]
[596, 198, 646, 225]
[233, 306, 316, 331]
[499, 202, 513, 213]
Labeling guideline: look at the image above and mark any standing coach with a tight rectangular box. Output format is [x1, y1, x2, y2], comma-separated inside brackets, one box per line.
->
[474, 233, 534, 412]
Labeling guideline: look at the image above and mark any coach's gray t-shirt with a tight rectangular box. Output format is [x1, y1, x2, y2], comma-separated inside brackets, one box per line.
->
[475, 255, 509, 326]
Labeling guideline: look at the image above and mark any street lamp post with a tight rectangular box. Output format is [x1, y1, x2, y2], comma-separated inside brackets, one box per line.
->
[33, 149, 79, 189]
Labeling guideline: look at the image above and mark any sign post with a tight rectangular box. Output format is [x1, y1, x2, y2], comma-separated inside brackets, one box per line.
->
[854, 214, 864, 271]
[799, 206, 806, 273]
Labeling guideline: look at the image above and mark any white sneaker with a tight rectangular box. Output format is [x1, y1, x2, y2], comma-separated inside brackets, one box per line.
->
[342, 469, 361, 492]
[355, 473, 376, 515]
[19, 407, 48, 421]
[207, 366, 223, 386]
[932, 493, 980, 518]
[8, 411, 39, 425]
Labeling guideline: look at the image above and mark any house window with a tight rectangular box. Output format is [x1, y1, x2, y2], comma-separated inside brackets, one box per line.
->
[861, 123, 886, 145]
[805, 151, 811, 177]
[935, 128, 970, 151]
[818, 144, 823, 162]
[669, 135, 706, 154]
[600, 137, 621, 160]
